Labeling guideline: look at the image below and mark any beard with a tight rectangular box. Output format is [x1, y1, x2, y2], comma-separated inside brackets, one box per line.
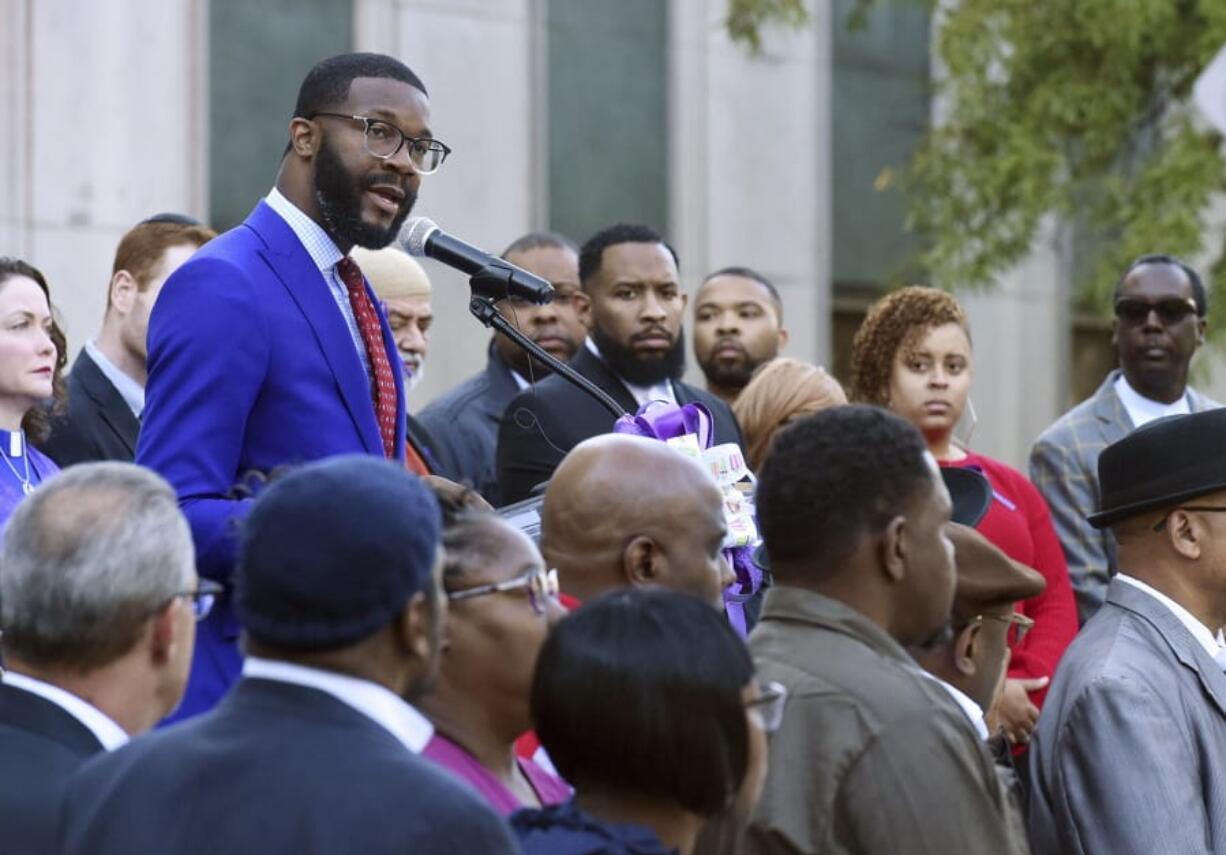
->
[700, 342, 759, 390]
[314, 136, 416, 249]
[593, 323, 687, 387]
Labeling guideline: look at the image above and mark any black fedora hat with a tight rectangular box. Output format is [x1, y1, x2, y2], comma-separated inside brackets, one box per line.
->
[1089, 409, 1226, 529]
[941, 467, 993, 528]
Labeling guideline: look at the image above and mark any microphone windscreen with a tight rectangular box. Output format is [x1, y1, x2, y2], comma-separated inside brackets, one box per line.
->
[399, 217, 438, 257]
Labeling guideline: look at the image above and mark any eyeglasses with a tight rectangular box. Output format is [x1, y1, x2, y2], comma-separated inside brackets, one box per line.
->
[971, 612, 1034, 646]
[745, 680, 789, 733]
[1151, 505, 1226, 532]
[447, 568, 560, 616]
[1113, 297, 1199, 325]
[172, 579, 224, 622]
[309, 113, 452, 174]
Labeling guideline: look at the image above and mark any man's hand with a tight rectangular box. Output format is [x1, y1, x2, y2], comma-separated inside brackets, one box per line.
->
[992, 676, 1048, 744]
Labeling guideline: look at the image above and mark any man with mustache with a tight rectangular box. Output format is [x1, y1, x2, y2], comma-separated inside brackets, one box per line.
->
[136, 53, 451, 720]
[1030, 255, 1219, 624]
[692, 267, 788, 405]
[496, 223, 743, 505]
[418, 232, 587, 504]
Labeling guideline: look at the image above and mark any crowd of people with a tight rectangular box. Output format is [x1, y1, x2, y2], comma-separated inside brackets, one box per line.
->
[2, 50, 1225, 855]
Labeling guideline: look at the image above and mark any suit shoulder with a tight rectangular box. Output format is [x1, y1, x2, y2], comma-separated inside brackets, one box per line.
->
[1033, 394, 1104, 446]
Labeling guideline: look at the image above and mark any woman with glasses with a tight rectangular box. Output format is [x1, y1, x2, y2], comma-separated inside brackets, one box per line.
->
[849, 286, 1077, 747]
[512, 588, 782, 855]
[419, 492, 570, 814]
[0, 258, 67, 526]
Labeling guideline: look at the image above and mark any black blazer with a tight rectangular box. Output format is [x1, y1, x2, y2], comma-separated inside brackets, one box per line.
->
[41, 348, 141, 466]
[58, 678, 519, 855]
[0, 682, 105, 855]
[496, 347, 744, 504]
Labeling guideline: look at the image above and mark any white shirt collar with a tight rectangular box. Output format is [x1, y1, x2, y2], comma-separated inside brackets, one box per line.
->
[265, 187, 345, 274]
[83, 339, 145, 418]
[242, 657, 433, 754]
[509, 368, 531, 391]
[1116, 573, 1225, 658]
[1113, 374, 1190, 429]
[2, 671, 128, 751]
[584, 336, 677, 407]
[919, 670, 990, 740]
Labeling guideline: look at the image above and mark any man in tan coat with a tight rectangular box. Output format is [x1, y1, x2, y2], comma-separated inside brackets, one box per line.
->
[746, 405, 1028, 855]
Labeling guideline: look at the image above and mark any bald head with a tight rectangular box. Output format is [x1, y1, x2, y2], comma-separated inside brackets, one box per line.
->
[540, 434, 732, 608]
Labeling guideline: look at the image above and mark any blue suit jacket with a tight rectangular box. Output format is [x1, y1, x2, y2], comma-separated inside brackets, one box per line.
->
[57, 679, 519, 855]
[136, 201, 406, 720]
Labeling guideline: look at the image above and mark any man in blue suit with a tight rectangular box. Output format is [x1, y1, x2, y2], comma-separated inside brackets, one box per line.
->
[136, 52, 453, 720]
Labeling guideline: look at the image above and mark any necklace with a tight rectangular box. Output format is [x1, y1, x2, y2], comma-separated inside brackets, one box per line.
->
[0, 432, 33, 495]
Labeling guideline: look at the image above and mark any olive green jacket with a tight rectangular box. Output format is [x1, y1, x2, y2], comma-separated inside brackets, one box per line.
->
[745, 586, 1029, 855]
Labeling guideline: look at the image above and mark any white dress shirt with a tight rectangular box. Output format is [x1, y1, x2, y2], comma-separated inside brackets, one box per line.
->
[84, 339, 145, 419]
[264, 188, 371, 379]
[920, 671, 990, 740]
[2, 671, 128, 750]
[584, 336, 676, 407]
[1114, 374, 1190, 429]
[242, 657, 432, 754]
[1116, 573, 1226, 659]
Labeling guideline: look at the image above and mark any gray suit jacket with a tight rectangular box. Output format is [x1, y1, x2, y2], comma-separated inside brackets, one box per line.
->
[1027, 578, 1226, 855]
[1029, 371, 1218, 623]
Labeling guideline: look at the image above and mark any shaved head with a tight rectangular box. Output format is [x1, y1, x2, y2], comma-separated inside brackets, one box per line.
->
[540, 434, 733, 608]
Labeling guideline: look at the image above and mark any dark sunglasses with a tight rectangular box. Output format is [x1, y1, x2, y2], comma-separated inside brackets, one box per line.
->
[1113, 297, 1199, 325]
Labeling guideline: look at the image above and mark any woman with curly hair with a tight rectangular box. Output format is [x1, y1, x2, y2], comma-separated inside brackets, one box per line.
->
[0, 258, 66, 524]
[849, 285, 1076, 747]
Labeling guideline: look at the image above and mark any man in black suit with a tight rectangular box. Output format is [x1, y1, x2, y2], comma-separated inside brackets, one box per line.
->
[496, 223, 743, 504]
[41, 215, 215, 466]
[58, 456, 518, 855]
[1, 463, 201, 855]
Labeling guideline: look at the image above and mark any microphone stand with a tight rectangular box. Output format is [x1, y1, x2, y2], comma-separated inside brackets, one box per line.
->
[465, 265, 626, 419]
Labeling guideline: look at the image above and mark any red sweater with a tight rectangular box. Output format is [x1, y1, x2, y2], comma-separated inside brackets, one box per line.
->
[941, 451, 1078, 708]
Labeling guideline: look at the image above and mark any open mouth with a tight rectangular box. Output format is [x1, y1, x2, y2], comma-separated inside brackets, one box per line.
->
[366, 184, 404, 216]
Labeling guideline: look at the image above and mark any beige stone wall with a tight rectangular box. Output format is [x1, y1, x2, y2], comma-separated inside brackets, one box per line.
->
[0, 0, 208, 360]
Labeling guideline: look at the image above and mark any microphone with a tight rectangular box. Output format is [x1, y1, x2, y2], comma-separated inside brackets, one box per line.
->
[399, 218, 554, 305]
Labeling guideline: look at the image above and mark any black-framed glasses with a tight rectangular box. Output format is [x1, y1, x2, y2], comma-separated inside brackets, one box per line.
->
[173, 579, 224, 622]
[1152, 505, 1226, 532]
[745, 680, 789, 733]
[447, 568, 560, 616]
[1113, 297, 1199, 325]
[309, 113, 451, 174]
[971, 611, 1034, 646]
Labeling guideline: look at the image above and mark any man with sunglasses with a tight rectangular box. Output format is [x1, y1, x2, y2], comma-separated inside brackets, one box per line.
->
[1, 463, 203, 854]
[1031, 255, 1219, 625]
[1028, 408, 1226, 855]
[136, 53, 453, 722]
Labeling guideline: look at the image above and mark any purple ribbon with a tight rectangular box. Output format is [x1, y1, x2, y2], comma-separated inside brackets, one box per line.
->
[612, 401, 761, 637]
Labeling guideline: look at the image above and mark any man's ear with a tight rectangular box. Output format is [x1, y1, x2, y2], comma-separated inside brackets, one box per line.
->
[147, 600, 180, 666]
[777, 326, 790, 350]
[109, 270, 138, 316]
[571, 290, 593, 331]
[288, 117, 318, 158]
[1197, 316, 1207, 347]
[1167, 509, 1204, 561]
[622, 535, 662, 588]
[881, 515, 907, 583]
[953, 622, 980, 677]
[397, 591, 431, 663]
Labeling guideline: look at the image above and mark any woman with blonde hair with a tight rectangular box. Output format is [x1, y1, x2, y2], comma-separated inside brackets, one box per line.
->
[849, 285, 1076, 747]
[732, 358, 847, 472]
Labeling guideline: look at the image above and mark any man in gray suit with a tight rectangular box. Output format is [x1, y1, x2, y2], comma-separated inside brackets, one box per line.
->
[1028, 407, 1226, 855]
[1029, 255, 1217, 624]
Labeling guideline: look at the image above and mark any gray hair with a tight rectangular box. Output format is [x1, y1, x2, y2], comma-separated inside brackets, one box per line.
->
[0, 462, 195, 670]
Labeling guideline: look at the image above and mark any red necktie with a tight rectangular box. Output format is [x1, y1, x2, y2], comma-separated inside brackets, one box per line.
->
[336, 256, 398, 459]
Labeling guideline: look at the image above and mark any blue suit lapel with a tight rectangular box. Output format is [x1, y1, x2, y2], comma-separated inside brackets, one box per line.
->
[244, 202, 386, 457]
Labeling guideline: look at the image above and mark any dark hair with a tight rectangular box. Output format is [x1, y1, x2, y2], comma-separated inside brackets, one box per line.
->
[293, 53, 427, 120]
[0, 258, 68, 443]
[578, 223, 678, 291]
[1114, 254, 1208, 316]
[756, 405, 934, 574]
[501, 231, 578, 259]
[431, 485, 506, 586]
[532, 588, 755, 816]
[702, 266, 783, 317]
[137, 212, 204, 227]
[849, 285, 969, 406]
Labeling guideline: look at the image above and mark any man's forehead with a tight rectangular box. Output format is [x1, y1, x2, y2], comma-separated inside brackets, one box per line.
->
[602, 242, 677, 280]
[1121, 262, 1194, 301]
[696, 275, 777, 311]
[344, 76, 431, 130]
[385, 296, 432, 315]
